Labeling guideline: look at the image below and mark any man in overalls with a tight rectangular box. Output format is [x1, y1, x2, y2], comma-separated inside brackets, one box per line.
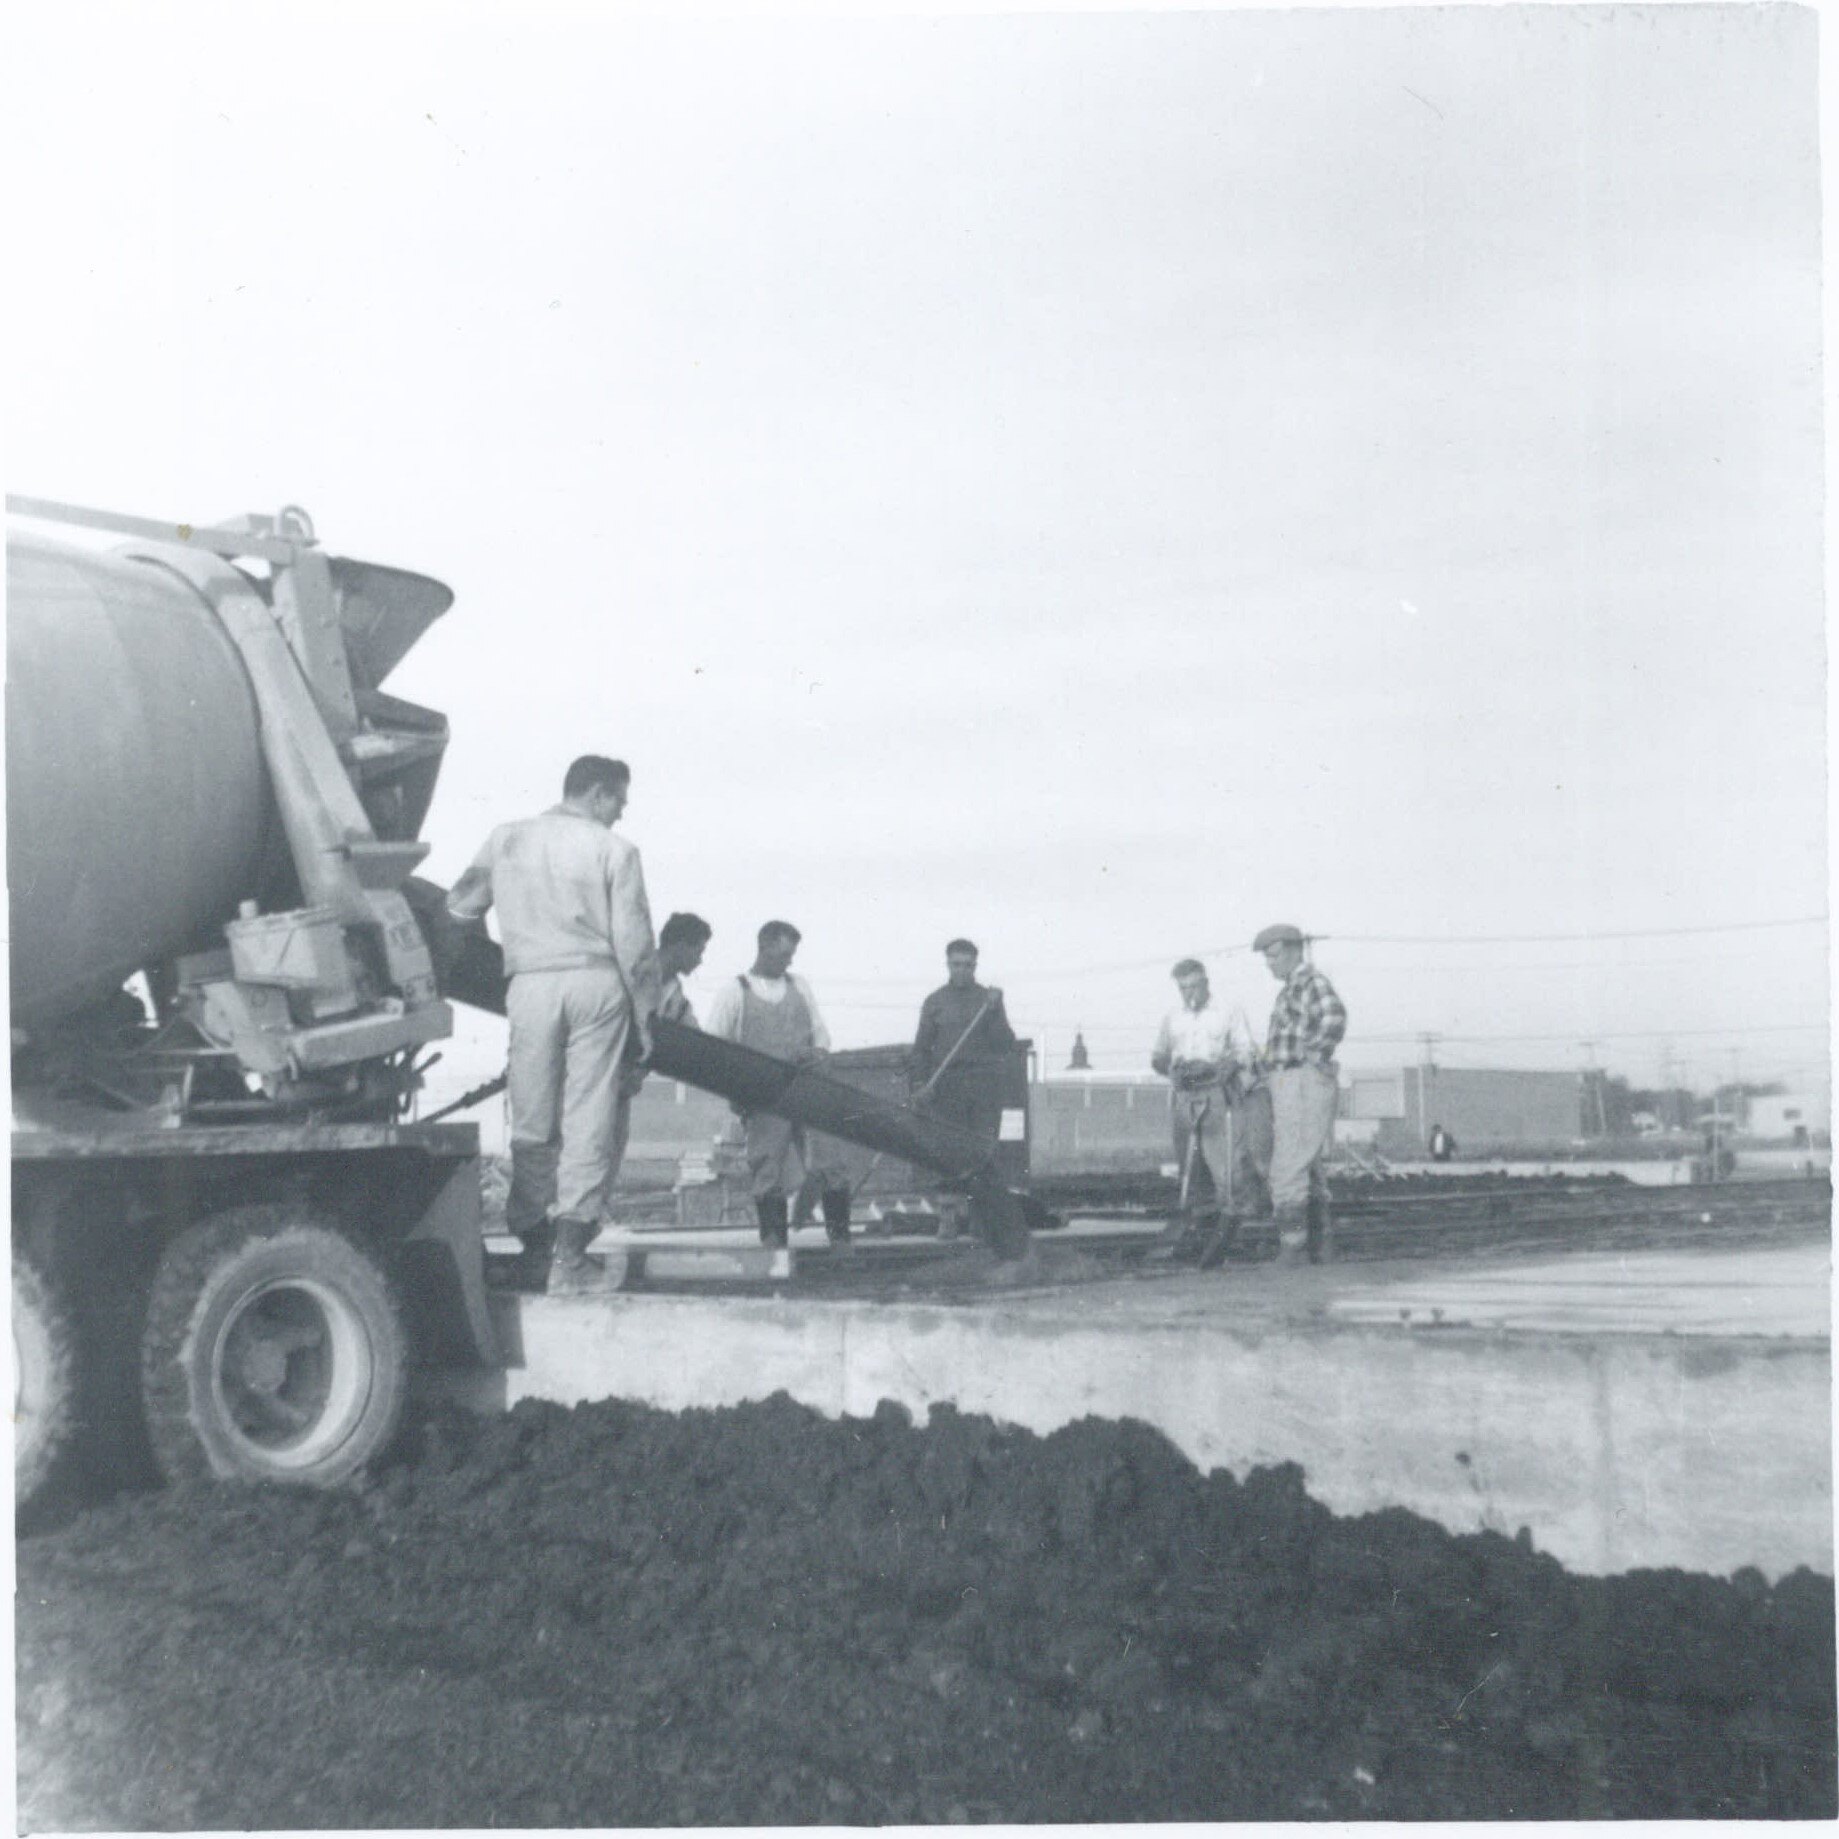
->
[703, 920, 853, 1250]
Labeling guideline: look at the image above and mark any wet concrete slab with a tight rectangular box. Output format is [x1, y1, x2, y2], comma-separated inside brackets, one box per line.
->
[1326, 1244, 1829, 1337]
[445, 1229, 1833, 1582]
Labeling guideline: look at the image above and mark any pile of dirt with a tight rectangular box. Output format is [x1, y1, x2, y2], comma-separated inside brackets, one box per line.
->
[17, 1395, 1835, 1827]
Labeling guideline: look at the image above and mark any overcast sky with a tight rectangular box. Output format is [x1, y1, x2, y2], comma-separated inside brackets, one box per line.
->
[8, 3, 1827, 1099]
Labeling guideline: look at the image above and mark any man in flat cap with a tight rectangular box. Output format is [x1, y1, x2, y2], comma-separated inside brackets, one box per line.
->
[1255, 924, 1347, 1265]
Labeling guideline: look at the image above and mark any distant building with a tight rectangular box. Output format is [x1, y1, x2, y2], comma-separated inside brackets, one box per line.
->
[1746, 1090, 1831, 1147]
[1349, 1066, 1587, 1157]
[621, 1078, 737, 1180]
[1067, 1031, 1091, 1071]
[1030, 1073, 1173, 1176]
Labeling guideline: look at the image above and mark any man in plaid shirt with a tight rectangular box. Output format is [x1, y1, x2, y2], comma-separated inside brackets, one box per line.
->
[1255, 923, 1347, 1265]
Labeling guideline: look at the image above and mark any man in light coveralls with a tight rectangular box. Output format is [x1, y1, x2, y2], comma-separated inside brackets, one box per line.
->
[448, 755, 660, 1292]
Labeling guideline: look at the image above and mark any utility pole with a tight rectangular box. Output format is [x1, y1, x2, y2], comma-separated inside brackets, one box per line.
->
[1580, 1039, 1607, 1137]
[1416, 1032, 1439, 1148]
[1657, 1039, 1676, 1129]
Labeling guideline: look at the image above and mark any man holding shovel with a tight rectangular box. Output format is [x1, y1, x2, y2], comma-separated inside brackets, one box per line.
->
[1151, 958, 1272, 1266]
[911, 940, 1018, 1239]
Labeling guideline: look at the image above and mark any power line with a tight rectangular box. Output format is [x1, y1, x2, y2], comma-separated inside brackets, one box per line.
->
[852, 1017, 1829, 1046]
[819, 913, 1829, 987]
[1250, 1022, 1829, 1047]
[1324, 916, 1828, 948]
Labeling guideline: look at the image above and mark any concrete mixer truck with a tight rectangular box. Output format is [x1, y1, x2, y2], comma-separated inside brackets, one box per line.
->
[8, 494, 1045, 1514]
[9, 496, 497, 1509]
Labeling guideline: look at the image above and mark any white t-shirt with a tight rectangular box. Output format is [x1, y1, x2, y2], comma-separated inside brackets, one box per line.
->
[702, 973, 831, 1051]
[1153, 999, 1258, 1077]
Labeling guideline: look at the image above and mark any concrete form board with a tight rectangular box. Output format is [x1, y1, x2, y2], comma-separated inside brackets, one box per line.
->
[448, 1257, 1832, 1584]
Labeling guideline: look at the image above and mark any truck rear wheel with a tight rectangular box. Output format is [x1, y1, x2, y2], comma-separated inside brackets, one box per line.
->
[141, 1206, 407, 1488]
[14, 1253, 78, 1512]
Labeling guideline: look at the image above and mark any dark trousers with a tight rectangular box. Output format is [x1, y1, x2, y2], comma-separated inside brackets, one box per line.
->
[928, 1070, 1004, 1143]
[926, 1069, 1004, 1227]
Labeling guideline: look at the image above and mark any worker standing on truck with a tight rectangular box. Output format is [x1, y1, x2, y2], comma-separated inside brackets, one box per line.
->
[703, 921, 853, 1252]
[912, 939, 1018, 1239]
[447, 756, 660, 1294]
[1255, 924, 1347, 1266]
[608, 911, 712, 1191]
[1151, 958, 1272, 1264]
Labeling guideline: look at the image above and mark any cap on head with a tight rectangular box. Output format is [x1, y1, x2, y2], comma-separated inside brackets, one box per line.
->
[1170, 958, 1206, 980]
[1253, 923, 1305, 953]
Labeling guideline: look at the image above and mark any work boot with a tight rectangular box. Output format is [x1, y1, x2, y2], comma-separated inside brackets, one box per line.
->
[1306, 1190, 1334, 1265]
[756, 1194, 790, 1249]
[516, 1219, 557, 1291]
[821, 1186, 853, 1250]
[547, 1217, 618, 1295]
[1272, 1207, 1310, 1269]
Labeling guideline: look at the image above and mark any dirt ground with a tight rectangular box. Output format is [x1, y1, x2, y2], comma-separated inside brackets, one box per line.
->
[17, 1392, 1835, 1828]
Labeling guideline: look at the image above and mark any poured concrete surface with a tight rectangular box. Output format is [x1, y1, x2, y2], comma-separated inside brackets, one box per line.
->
[445, 1234, 1832, 1582]
[1328, 1244, 1829, 1336]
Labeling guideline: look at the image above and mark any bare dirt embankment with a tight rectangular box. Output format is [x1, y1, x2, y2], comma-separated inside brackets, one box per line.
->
[17, 1392, 1835, 1827]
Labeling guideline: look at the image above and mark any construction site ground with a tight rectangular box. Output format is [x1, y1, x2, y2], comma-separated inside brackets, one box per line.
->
[15, 1175, 1835, 1826]
[654, 1169, 1832, 1300]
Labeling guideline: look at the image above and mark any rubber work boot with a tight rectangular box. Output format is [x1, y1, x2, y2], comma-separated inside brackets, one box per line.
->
[821, 1186, 853, 1250]
[1272, 1207, 1311, 1269]
[756, 1193, 790, 1249]
[517, 1219, 557, 1291]
[1306, 1190, 1334, 1265]
[547, 1217, 618, 1295]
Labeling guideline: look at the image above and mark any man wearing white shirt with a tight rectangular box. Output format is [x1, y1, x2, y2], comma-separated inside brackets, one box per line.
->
[1151, 957, 1273, 1261]
[703, 920, 853, 1250]
[448, 755, 661, 1293]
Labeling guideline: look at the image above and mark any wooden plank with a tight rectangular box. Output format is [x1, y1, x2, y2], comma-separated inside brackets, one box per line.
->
[633, 1246, 794, 1285]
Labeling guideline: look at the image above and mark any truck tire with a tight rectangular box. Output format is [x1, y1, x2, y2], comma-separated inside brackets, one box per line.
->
[14, 1254, 78, 1512]
[141, 1206, 407, 1488]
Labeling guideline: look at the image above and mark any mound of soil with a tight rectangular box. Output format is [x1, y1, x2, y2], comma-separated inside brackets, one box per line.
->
[17, 1395, 1835, 1827]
